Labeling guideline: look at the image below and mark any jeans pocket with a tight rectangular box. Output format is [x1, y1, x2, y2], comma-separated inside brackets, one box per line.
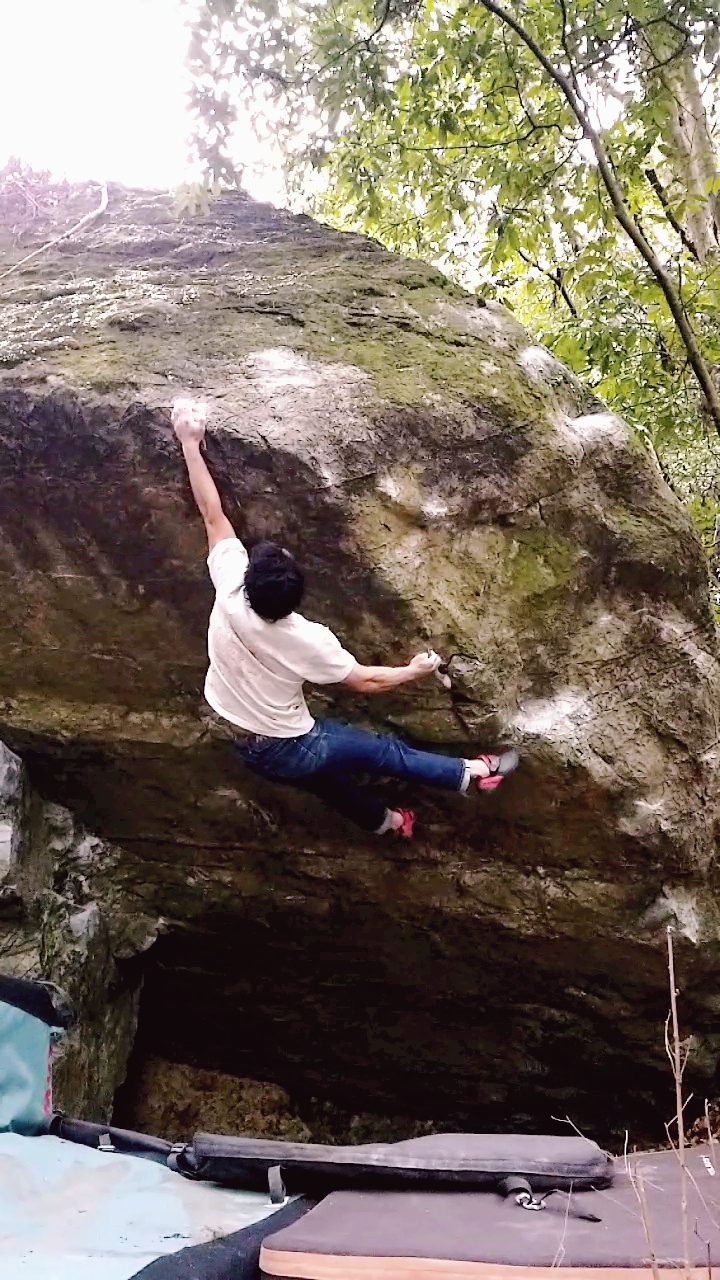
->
[238, 731, 322, 780]
[237, 737, 283, 771]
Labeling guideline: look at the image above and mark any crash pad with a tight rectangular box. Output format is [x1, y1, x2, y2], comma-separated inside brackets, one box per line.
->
[260, 1144, 720, 1279]
[0, 1131, 282, 1280]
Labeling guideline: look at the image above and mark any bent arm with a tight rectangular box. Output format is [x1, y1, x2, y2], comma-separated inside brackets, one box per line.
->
[342, 652, 441, 694]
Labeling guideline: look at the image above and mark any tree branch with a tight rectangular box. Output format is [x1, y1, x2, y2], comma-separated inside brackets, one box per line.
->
[631, 18, 692, 75]
[309, 0, 393, 83]
[517, 246, 578, 316]
[401, 122, 563, 151]
[557, 0, 582, 99]
[577, 15, 633, 75]
[644, 167, 700, 261]
[478, 0, 720, 437]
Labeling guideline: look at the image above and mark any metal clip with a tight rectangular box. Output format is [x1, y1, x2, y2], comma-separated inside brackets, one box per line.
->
[97, 1133, 116, 1153]
[516, 1189, 546, 1211]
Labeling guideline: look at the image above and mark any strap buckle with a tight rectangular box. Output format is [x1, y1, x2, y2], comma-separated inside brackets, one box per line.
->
[499, 1175, 546, 1212]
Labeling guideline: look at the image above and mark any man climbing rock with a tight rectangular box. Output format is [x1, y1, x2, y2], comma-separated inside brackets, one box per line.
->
[172, 398, 519, 837]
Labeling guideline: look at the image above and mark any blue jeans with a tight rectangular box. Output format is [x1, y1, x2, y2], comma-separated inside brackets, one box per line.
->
[237, 719, 466, 832]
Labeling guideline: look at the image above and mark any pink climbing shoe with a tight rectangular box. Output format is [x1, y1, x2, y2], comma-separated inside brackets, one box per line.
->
[475, 749, 520, 792]
[394, 808, 415, 838]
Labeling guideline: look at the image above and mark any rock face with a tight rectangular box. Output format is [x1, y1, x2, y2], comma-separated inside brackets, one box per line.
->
[1, 184, 720, 1142]
[113, 1055, 437, 1146]
[0, 741, 148, 1118]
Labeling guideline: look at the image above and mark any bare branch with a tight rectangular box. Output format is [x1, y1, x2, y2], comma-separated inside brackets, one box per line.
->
[0, 182, 109, 285]
[667, 926, 690, 1276]
[635, 1171, 662, 1280]
[552, 1180, 573, 1267]
[706, 1100, 719, 1173]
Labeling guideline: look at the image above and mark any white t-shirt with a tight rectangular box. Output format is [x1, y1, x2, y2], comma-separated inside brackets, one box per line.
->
[204, 538, 356, 737]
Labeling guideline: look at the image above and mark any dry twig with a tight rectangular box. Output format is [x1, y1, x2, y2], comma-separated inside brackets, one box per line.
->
[667, 926, 690, 1276]
[0, 181, 108, 284]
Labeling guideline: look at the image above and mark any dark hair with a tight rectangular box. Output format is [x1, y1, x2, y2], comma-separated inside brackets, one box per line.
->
[244, 541, 304, 621]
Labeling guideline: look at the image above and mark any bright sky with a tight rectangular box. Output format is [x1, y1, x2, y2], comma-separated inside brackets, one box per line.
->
[0, 0, 194, 190]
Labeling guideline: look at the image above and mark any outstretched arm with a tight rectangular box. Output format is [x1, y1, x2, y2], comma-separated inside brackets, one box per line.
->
[172, 399, 236, 551]
[342, 651, 442, 694]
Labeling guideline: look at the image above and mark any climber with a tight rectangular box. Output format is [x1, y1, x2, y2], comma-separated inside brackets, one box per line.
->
[171, 398, 519, 838]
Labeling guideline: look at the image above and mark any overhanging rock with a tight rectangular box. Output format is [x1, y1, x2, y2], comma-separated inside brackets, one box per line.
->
[0, 184, 719, 1138]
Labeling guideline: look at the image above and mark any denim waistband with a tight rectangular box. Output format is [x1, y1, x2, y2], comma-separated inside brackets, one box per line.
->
[234, 730, 270, 745]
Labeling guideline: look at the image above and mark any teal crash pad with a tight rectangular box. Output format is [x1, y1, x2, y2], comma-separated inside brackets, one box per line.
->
[0, 994, 54, 1134]
[0, 1132, 281, 1280]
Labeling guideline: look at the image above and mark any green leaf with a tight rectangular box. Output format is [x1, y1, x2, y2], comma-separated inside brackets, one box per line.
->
[186, 0, 720, 527]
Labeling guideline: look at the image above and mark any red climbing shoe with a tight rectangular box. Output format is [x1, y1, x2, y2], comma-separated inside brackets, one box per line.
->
[394, 808, 415, 838]
[476, 749, 519, 792]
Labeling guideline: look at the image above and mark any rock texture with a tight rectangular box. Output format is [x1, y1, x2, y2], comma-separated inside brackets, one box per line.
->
[0, 741, 147, 1118]
[114, 1055, 436, 1146]
[1, 183, 720, 1142]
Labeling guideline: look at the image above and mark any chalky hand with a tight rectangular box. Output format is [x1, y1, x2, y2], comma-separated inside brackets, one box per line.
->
[171, 398, 208, 444]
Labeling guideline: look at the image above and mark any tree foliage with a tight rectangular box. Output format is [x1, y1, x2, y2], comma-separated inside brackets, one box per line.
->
[186, 0, 720, 525]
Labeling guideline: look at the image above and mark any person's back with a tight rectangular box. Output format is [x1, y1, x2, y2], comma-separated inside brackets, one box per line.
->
[205, 536, 355, 738]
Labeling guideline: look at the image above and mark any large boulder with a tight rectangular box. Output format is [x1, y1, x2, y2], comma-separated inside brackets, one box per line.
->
[1, 184, 719, 1141]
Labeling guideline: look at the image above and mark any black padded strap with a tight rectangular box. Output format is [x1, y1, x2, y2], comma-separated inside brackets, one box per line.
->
[168, 1143, 203, 1179]
[53, 1116, 172, 1165]
[0, 975, 74, 1027]
[498, 1176, 532, 1198]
